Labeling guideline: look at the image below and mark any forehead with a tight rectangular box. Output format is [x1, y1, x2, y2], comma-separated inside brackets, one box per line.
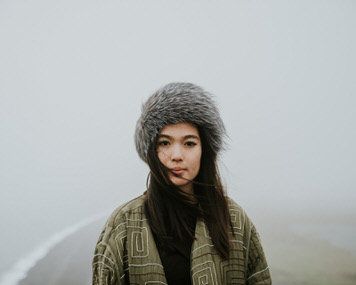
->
[159, 122, 200, 137]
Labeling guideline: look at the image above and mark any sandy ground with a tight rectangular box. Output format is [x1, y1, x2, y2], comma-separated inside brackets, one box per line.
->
[19, 213, 356, 285]
[257, 212, 356, 285]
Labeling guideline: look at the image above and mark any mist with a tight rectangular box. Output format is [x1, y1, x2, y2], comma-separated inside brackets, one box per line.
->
[1, 1, 355, 284]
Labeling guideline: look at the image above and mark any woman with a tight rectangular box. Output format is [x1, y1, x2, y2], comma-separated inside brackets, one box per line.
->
[92, 82, 271, 284]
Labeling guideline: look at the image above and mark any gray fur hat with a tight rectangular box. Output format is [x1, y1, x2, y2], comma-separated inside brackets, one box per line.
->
[135, 82, 226, 162]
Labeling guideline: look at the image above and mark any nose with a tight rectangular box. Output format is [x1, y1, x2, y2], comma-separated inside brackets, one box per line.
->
[171, 145, 183, 162]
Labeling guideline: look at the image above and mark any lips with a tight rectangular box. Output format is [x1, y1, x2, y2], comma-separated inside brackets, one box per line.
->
[170, 167, 186, 175]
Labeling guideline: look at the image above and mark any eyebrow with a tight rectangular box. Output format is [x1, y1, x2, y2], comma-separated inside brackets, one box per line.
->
[158, 134, 200, 140]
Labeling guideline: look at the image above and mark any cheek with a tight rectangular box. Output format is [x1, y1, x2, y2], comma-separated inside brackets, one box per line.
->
[192, 152, 202, 171]
[157, 151, 167, 166]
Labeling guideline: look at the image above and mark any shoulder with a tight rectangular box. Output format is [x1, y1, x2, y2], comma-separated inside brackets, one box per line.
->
[226, 196, 253, 232]
[226, 196, 248, 220]
[97, 194, 147, 242]
[111, 194, 146, 217]
[106, 194, 146, 227]
[226, 196, 244, 211]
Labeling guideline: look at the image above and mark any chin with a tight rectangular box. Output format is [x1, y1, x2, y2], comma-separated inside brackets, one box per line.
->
[171, 179, 186, 188]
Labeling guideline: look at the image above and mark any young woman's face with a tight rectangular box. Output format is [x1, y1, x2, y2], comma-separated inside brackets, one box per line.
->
[157, 122, 202, 194]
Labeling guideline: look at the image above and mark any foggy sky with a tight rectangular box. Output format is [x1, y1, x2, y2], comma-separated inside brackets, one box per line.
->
[0, 0, 355, 275]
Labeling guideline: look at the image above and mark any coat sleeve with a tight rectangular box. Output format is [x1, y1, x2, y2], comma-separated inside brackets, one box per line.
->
[92, 222, 126, 285]
[246, 224, 271, 285]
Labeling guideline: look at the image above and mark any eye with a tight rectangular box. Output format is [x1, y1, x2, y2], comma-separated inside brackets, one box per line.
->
[185, 141, 197, 147]
[158, 140, 170, 146]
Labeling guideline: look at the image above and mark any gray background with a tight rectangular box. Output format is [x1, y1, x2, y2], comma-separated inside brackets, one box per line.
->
[1, 0, 355, 284]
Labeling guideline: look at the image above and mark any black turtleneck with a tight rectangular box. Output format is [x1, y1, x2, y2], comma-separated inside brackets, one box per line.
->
[152, 217, 196, 285]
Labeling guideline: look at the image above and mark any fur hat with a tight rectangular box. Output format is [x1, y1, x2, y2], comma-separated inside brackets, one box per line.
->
[135, 82, 226, 162]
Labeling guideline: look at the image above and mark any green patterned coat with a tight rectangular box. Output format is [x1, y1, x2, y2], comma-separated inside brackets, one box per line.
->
[92, 195, 271, 284]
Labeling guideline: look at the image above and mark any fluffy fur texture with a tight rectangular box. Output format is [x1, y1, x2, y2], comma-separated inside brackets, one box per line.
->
[135, 82, 226, 162]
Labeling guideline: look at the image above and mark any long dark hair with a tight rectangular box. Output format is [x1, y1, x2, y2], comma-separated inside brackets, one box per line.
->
[144, 126, 232, 259]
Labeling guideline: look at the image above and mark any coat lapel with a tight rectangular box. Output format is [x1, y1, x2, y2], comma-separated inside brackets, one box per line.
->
[126, 216, 168, 284]
[191, 218, 222, 284]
